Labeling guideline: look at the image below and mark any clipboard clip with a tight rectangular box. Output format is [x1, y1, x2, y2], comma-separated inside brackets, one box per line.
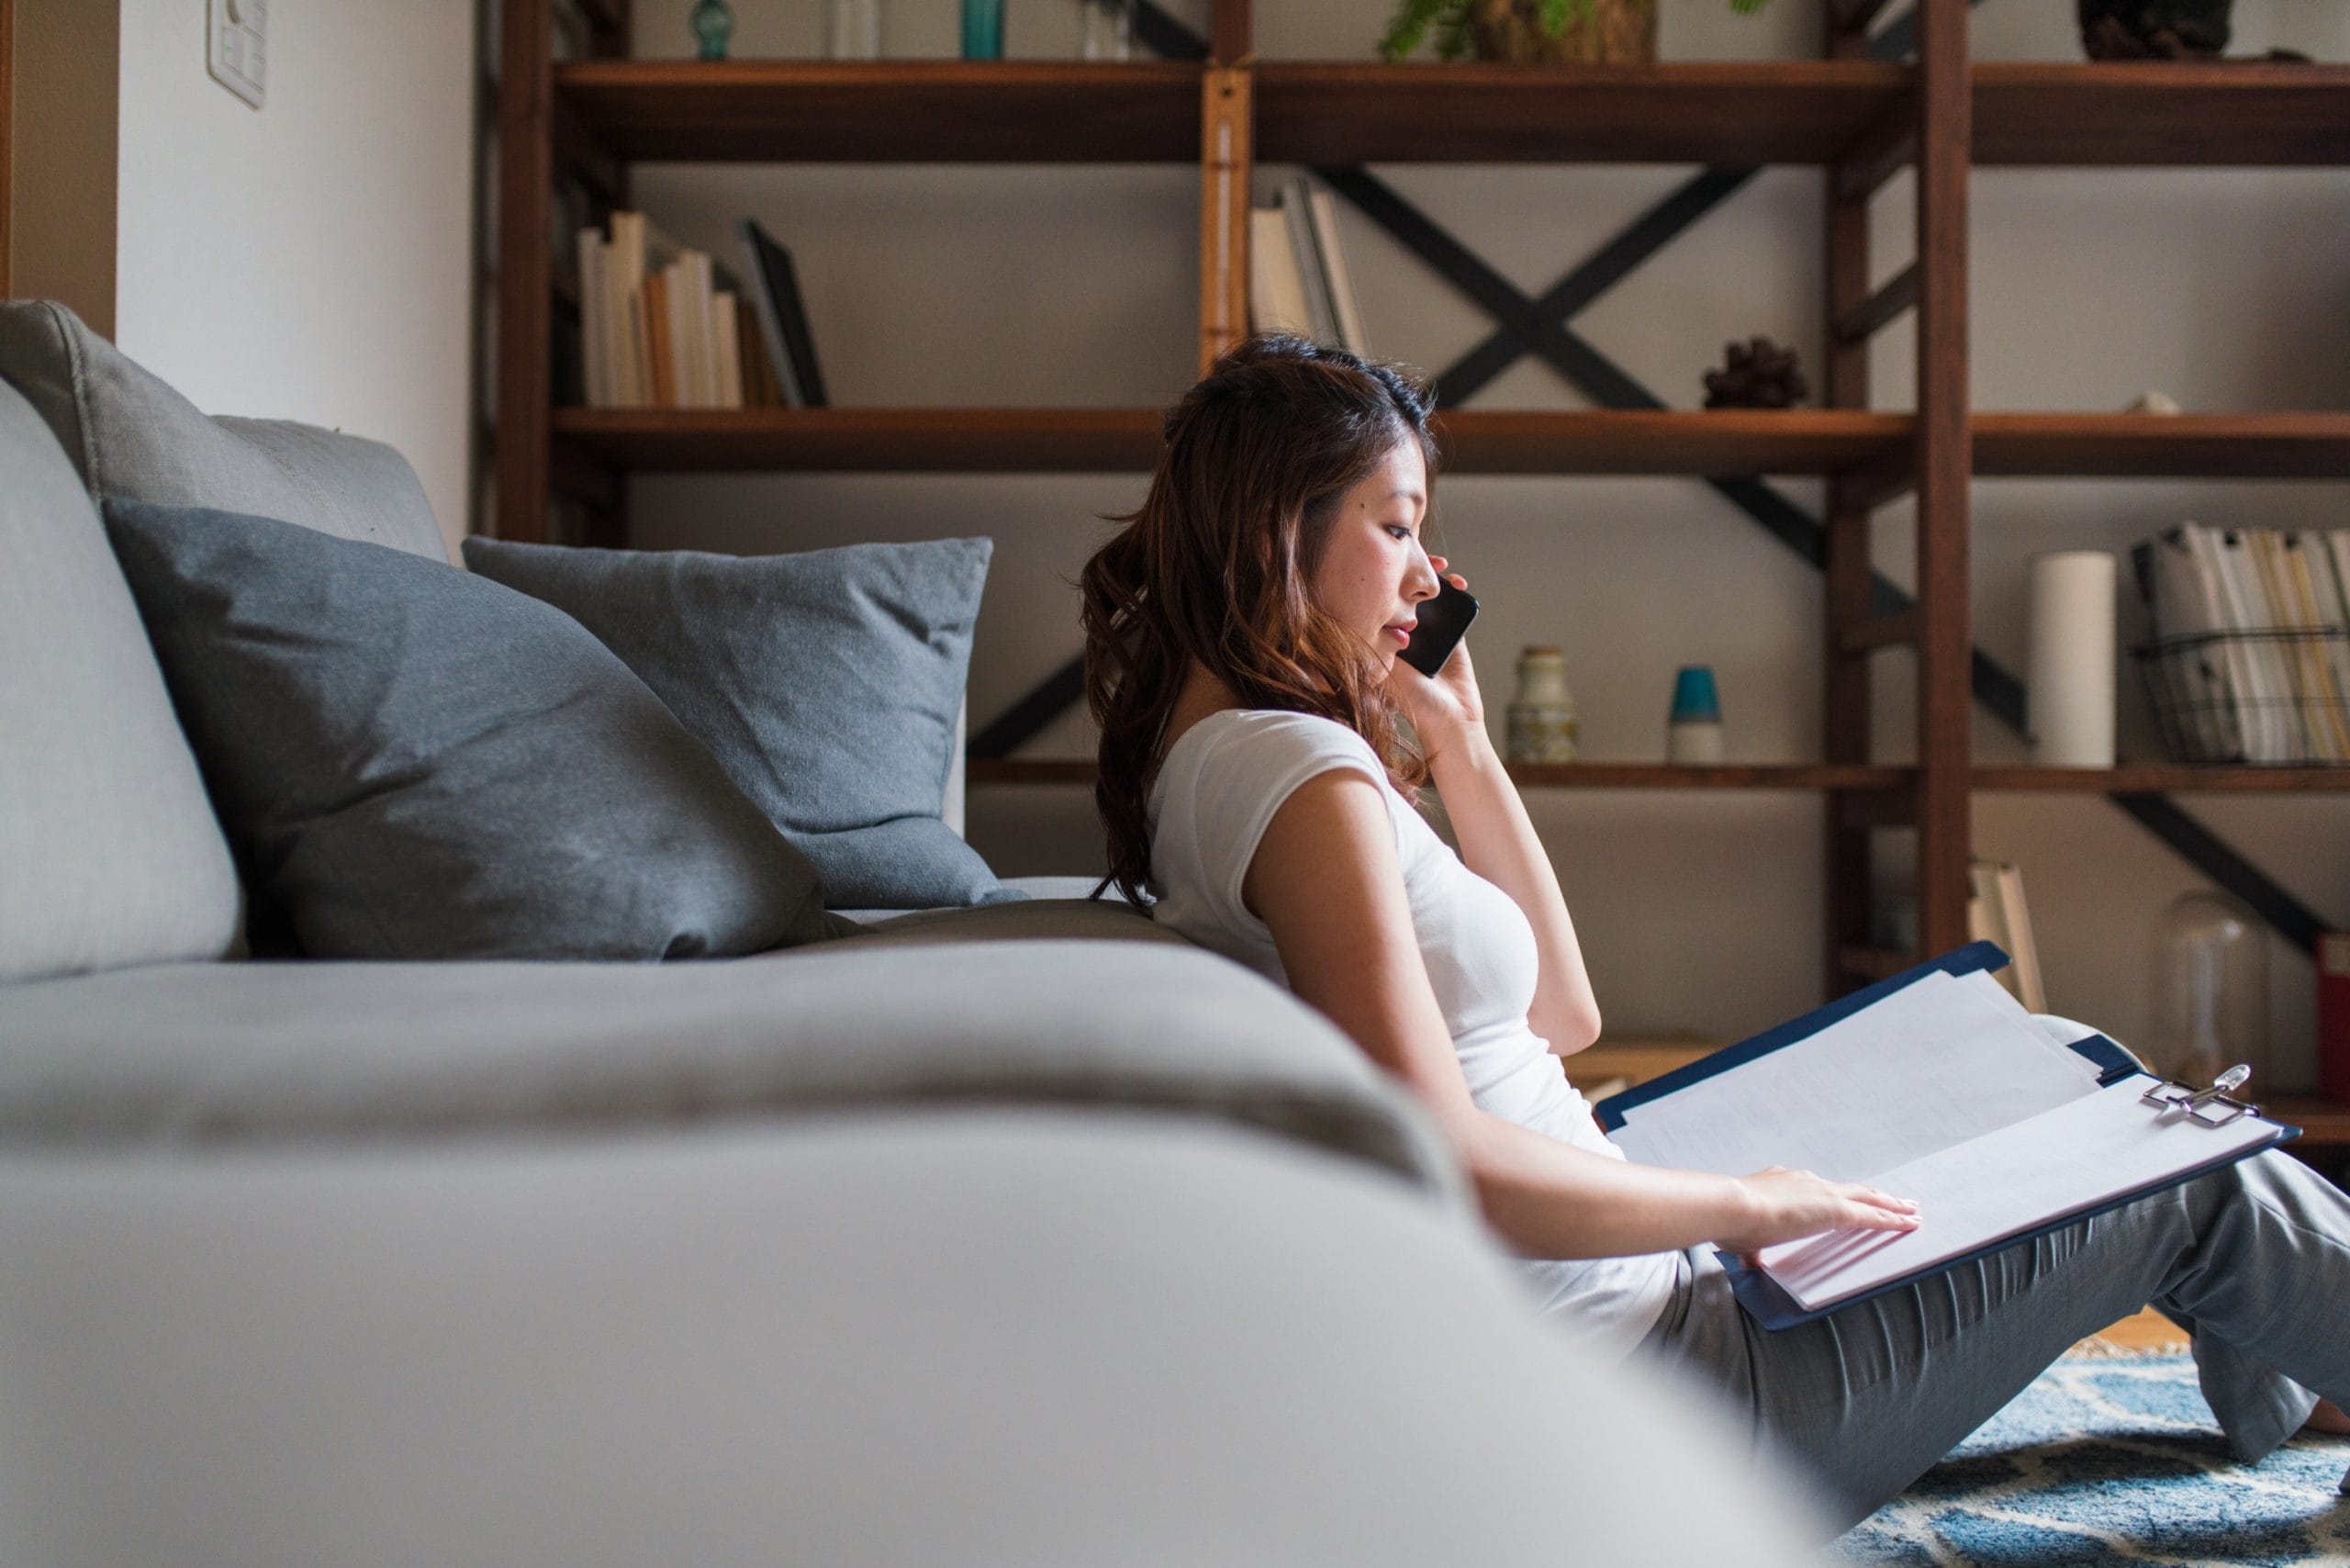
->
[2140, 1063, 2258, 1127]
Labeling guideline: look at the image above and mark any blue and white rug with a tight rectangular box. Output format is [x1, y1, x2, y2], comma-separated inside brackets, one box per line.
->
[1832, 1350, 2350, 1566]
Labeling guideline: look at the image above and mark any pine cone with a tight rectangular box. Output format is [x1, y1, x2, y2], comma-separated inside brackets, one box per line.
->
[1703, 335, 1809, 410]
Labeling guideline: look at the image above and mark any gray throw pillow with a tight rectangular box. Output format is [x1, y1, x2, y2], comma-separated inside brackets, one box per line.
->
[104, 499, 834, 961]
[463, 536, 1020, 911]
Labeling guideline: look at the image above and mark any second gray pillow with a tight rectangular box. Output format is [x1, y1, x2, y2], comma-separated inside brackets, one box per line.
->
[464, 536, 1019, 911]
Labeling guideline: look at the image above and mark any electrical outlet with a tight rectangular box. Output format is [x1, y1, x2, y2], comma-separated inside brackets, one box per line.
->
[207, 0, 267, 108]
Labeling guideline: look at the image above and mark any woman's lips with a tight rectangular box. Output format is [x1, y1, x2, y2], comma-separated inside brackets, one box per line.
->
[1386, 623, 1413, 645]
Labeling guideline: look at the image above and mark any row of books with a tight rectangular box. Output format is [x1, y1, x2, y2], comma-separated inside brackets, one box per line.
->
[1248, 175, 1368, 355]
[2131, 524, 2350, 764]
[1968, 859, 2046, 1014]
[574, 213, 827, 410]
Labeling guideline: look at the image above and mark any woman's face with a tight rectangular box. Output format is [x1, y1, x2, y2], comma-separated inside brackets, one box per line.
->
[1307, 439, 1443, 664]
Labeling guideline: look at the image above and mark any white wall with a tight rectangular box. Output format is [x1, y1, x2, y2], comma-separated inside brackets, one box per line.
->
[625, 0, 2350, 1076]
[113, 0, 477, 555]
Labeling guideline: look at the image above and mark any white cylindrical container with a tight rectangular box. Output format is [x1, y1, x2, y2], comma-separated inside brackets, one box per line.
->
[2026, 550, 2117, 768]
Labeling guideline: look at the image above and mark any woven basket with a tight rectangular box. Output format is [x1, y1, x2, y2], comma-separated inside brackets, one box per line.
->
[1468, 0, 1657, 63]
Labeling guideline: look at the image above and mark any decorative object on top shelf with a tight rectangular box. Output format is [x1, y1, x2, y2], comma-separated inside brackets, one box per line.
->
[1505, 645, 1579, 764]
[1664, 666, 1724, 765]
[2077, 0, 2229, 62]
[2124, 389, 2184, 416]
[2151, 889, 2268, 1091]
[2026, 551, 2118, 769]
[1078, 0, 1136, 61]
[1702, 335, 1808, 410]
[826, 0, 882, 60]
[689, 0, 735, 61]
[962, 0, 1006, 60]
[1380, 0, 1684, 65]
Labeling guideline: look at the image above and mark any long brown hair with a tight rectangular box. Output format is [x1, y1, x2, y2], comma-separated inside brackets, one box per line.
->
[1080, 332, 1441, 905]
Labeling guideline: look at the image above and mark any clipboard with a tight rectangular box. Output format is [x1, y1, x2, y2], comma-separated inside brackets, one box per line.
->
[1593, 942, 2301, 1331]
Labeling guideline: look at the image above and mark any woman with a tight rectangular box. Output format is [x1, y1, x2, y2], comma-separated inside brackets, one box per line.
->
[1079, 333, 2350, 1529]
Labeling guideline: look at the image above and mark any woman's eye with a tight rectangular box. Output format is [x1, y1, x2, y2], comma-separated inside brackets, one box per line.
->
[1386, 525, 1413, 541]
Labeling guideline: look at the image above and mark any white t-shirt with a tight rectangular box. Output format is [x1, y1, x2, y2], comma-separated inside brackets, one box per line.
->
[1146, 708, 1678, 1358]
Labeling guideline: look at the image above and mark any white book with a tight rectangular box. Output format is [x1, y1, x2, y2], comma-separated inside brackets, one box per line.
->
[2134, 530, 2232, 759]
[1601, 946, 2288, 1325]
[576, 227, 607, 407]
[2180, 524, 2265, 759]
[1306, 185, 1370, 356]
[1281, 180, 1339, 347]
[710, 289, 744, 409]
[2330, 532, 2350, 629]
[608, 211, 684, 408]
[2218, 526, 2307, 759]
[1248, 207, 1314, 339]
[2284, 532, 2350, 760]
[2187, 524, 2274, 760]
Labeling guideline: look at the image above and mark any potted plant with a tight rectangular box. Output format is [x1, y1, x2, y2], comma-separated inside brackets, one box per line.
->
[1378, 0, 1768, 66]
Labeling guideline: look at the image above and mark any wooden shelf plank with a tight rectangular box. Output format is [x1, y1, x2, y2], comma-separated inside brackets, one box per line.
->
[553, 408, 1909, 476]
[1974, 767, 2350, 792]
[1255, 61, 1908, 165]
[1973, 412, 2350, 479]
[555, 61, 1205, 162]
[2266, 1095, 2350, 1150]
[554, 408, 2350, 479]
[1436, 409, 1902, 475]
[1974, 62, 2350, 167]
[554, 60, 2350, 171]
[968, 758, 1909, 789]
[551, 408, 1168, 471]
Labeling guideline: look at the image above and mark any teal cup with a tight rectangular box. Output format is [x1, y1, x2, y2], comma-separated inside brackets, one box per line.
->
[1669, 665, 1721, 724]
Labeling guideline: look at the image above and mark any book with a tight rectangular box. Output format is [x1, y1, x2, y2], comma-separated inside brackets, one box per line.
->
[609, 210, 686, 407]
[735, 217, 828, 408]
[2132, 528, 2237, 759]
[576, 227, 608, 407]
[710, 289, 744, 409]
[1248, 207, 1314, 339]
[1281, 178, 1340, 347]
[2281, 532, 2350, 760]
[1965, 859, 2046, 1014]
[1305, 185, 1369, 355]
[1597, 943, 2297, 1327]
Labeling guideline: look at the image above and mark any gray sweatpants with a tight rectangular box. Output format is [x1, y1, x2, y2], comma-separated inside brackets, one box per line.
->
[1634, 1149, 2350, 1533]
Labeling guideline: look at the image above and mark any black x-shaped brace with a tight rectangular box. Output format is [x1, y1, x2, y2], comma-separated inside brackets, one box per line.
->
[969, 0, 2326, 955]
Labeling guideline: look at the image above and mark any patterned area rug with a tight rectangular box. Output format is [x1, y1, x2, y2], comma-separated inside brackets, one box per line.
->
[1832, 1350, 2350, 1566]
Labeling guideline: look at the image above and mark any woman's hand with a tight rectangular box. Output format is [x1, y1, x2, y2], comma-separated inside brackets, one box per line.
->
[1385, 556, 1485, 758]
[1714, 1165, 1921, 1260]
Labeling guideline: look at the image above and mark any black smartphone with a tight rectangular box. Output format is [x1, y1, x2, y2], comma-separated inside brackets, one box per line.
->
[1399, 579, 1479, 678]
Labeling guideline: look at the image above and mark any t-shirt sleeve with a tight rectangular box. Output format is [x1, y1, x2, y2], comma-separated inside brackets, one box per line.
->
[1187, 713, 1396, 939]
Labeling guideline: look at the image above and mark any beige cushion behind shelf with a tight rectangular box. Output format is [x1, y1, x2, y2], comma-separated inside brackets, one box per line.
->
[0, 379, 241, 984]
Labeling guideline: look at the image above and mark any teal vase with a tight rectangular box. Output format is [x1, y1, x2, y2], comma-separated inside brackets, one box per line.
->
[961, 0, 1004, 59]
[690, 0, 734, 60]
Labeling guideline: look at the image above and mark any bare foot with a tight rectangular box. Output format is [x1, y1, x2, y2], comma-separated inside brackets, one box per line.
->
[2304, 1397, 2350, 1437]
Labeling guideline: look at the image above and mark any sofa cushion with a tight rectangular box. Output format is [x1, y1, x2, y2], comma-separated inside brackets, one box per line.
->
[0, 299, 448, 562]
[464, 535, 1013, 910]
[103, 499, 833, 961]
[0, 383, 241, 983]
[0, 936, 1454, 1193]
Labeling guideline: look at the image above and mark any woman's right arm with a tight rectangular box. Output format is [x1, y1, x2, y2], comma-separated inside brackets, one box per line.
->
[1242, 770, 1918, 1261]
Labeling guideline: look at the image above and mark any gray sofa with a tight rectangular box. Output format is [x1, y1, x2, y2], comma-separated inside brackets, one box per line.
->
[0, 302, 1824, 1564]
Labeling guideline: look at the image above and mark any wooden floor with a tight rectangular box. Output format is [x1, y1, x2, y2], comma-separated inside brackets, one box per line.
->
[2082, 1305, 2190, 1353]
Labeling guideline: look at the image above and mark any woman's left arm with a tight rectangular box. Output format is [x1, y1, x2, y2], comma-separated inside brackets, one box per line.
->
[1392, 564, 1601, 1057]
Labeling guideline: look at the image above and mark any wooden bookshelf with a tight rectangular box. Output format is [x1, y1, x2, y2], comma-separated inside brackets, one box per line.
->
[492, 0, 2349, 1013]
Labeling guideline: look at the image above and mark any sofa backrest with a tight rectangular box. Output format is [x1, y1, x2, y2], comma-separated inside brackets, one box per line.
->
[0, 377, 243, 983]
[0, 301, 450, 564]
[0, 300, 455, 981]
